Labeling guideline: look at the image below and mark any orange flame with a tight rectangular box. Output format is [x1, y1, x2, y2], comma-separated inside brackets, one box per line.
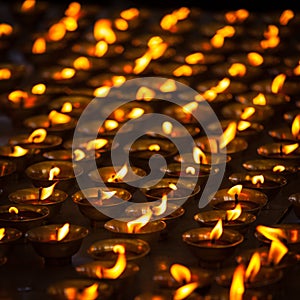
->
[65, 2, 81, 18]
[241, 107, 255, 120]
[247, 52, 264, 66]
[226, 203, 242, 221]
[8, 207, 19, 215]
[256, 225, 287, 242]
[86, 138, 108, 151]
[211, 77, 230, 93]
[193, 146, 208, 165]
[279, 9, 294, 25]
[94, 41, 108, 57]
[293, 62, 300, 76]
[103, 120, 119, 131]
[61, 16, 78, 32]
[56, 223, 70, 241]
[101, 190, 117, 200]
[228, 185, 243, 197]
[136, 87, 155, 101]
[31, 83, 46, 95]
[152, 194, 168, 216]
[48, 167, 60, 181]
[40, 182, 58, 200]
[107, 164, 128, 183]
[64, 282, 99, 300]
[228, 63, 246, 77]
[0, 68, 11, 80]
[0, 23, 13, 37]
[291, 115, 300, 138]
[61, 102, 73, 113]
[73, 149, 85, 161]
[73, 56, 91, 70]
[133, 52, 152, 74]
[282, 143, 299, 154]
[209, 218, 223, 240]
[21, 0, 36, 12]
[160, 79, 177, 92]
[170, 263, 191, 284]
[95, 245, 127, 279]
[251, 175, 264, 185]
[182, 101, 198, 114]
[0, 228, 5, 241]
[219, 121, 237, 149]
[53, 68, 76, 80]
[273, 165, 285, 172]
[169, 183, 178, 191]
[27, 128, 47, 143]
[127, 107, 144, 119]
[245, 252, 261, 282]
[210, 34, 224, 48]
[147, 37, 168, 60]
[252, 93, 267, 106]
[127, 209, 152, 233]
[48, 110, 72, 125]
[198, 90, 217, 102]
[185, 52, 204, 64]
[160, 14, 178, 31]
[225, 9, 249, 23]
[8, 146, 29, 157]
[173, 282, 199, 300]
[148, 144, 160, 151]
[47, 23, 66, 42]
[237, 121, 251, 131]
[268, 240, 288, 265]
[229, 264, 245, 300]
[93, 19, 116, 44]
[115, 18, 128, 31]
[173, 65, 193, 77]
[162, 121, 173, 135]
[271, 74, 286, 94]
[185, 166, 196, 175]
[8, 90, 28, 104]
[120, 8, 139, 20]
[93, 86, 111, 97]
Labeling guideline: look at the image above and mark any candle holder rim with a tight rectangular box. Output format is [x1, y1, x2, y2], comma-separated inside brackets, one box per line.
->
[173, 152, 232, 165]
[42, 148, 101, 161]
[0, 227, 23, 243]
[9, 134, 63, 148]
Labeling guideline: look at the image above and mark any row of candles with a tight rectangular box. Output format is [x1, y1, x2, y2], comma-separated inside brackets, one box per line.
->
[0, 1, 300, 299]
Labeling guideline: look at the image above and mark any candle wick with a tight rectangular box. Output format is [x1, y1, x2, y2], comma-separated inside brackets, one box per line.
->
[211, 238, 216, 245]
[0, 165, 5, 177]
[279, 144, 283, 156]
[38, 187, 42, 202]
[216, 140, 220, 153]
[234, 193, 239, 205]
[97, 189, 103, 205]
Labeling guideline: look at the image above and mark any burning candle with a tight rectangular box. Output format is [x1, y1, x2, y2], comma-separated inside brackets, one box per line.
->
[25, 223, 89, 265]
[257, 142, 300, 160]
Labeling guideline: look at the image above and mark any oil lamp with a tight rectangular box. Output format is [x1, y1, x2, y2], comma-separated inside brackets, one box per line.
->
[228, 172, 287, 198]
[194, 203, 256, 234]
[25, 223, 89, 265]
[257, 142, 300, 160]
[8, 183, 68, 220]
[0, 227, 23, 265]
[25, 160, 83, 192]
[87, 238, 150, 262]
[288, 193, 300, 219]
[0, 204, 49, 233]
[47, 279, 113, 300]
[208, 185, 268, 215]
[72, 187, 132, 228]
[182, 219, 244, 267]
[8, 128, 62, 152]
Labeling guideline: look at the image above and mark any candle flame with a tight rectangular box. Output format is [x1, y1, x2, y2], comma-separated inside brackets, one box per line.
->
[40, 182, 57, 200]
[48, 110, 72, 125]
[101, 190, 117, 200]
[247, 52, 264, 66]
[228, 185, 243, 197]
[21, 0, 35, 11]
[211, 77, 230, 93]
[93, 86, 111, 97]
[228, 63, 246, 77]
[241, 107, 255, 120]
[127, 107, 144, 119]
[170, 263, 191, 284]
[279, 9, 294, 25]
[120, 8, 139, 20]
[148, 144, 161, 151]
[27, 128, 47, 143]
[61, 102, 73, 113]
[193, 146, 208, 164]
[64, 282, 99, 300]
[107, 164, 128, 183]
[219, 121, 237, 149]
[160, 79, 177, 92]
[209, 218, 223, 240]
[8, 207, 19, 215]
[73, 56, 91, 70]
[185, 166, 196, 175]
[245, 252, 261, 282]
[93, 19, 116, 44]
[53, 68, 76, 80]
[162, 121, 173, 135]
[237, 121, 251, 131]
[211, 26, 235, 48]
[252, 93, 267, 106]
[225, 9, 249, 23]
[32, 37, 46, 54]
[229, 264, 245, 300]
[0, 23, 13, 37]
[94, 40, 108, 57]
[115, 18, 128, 31]
[56, 223, 70, 241]
[291, 115, 300, 138]
[8, 146, 28, 157]
[169, 183, 178, 191]
[271, 74, 286, 94]
[256, 225, 287, 242]
[152, 194, 168, 216]
[0, 228, 5, 241]
[173, 65, 193, 77]
[61, 16, 78, 31]
[210, 34, 224, 48]
[47, 23, 66, 42]
[173, 282, 199, 300]
[86, 139, 108, 151]
[8, 90, 29, 104]
[127, 209, 152, 233]
[282, 143, 299, 154]
[48, 167, 60, 181]
[293, 62, 300, 76]
[73, 149, 86, 161]
[273, 165, 285, 172]
[136, 87, 156, 101]
[31, 83, 46, 95]
[268, 239, 288, 265]
[226, 203, 242, 221]
[182, 101, 198, 114]
[103, 120, 119, 131]
[65, 2, 81, 18]
[133, 52, 152, 74]
[0, 68, 11, 80]
[251, 175, 264, 185]
[160, 7, 190, 32]
[185, 52, 204, 64]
